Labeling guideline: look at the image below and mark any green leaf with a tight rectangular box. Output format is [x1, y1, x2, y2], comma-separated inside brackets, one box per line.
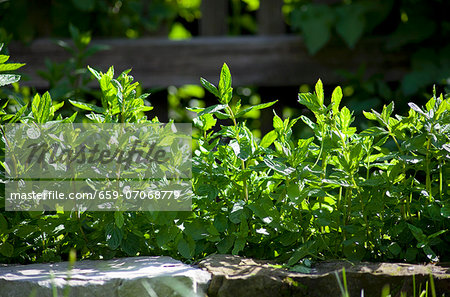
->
[50, 101, 64, 117]
[300, 115, 316, 131]
[343, 242, 366, 261]
[0, 63, 26, 72]
[31, 92, 51, 123]
[288, 240, 317, 265]
[0, 54, 9, 63]
[229, 138, 251, 161]
[298, 93, 322, 114]
[363, 111, 377, 121]
[273, 112, 284, 131]
[423, 245, 438, 262]
[156, 226, 178, 247]
[381, 102, 394, 124]
[200, 77, 219, 98]
[87, 65, 102, 81]
[287, 182, 302, 203]
[360, 126, 388, 137]
[0, 242, 14, 257]
[105, 223, 123, 250]
[114, 212, 124, 228]
[214, 215, 228, 233]
[235, 100, 278, 118]
[388, 242, 401, 256]
[336, 4, 366, 48]
[69, 99, 105, 113]
[229, 202, 245, 224]
[217, 236, 235, 254]
[232, 237, 246, 255]
[315, 79, 324, 107]
[441, 206, 450, 219]
[407, 224, 426, 243]
[331, 86, 343, 115]
[0, 74, 20, 87]
[198, 104, 227, 116]
[291, 4, 334, 54]
[387, 16, 436, 49]
[71, 0, 95, 11]
[177, 237, 193, 258]
[121, 233, 140, 256]
[260, 130, 278, 148]
[218, 63, 233, 104]
[263, 159, 295, 175]
[0, 214, 8, 234]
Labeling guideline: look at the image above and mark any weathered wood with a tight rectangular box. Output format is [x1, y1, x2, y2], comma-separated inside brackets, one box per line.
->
[258, 0, 285, 35]
[200, 0, 228, 36]
[8, 36, 411, 89]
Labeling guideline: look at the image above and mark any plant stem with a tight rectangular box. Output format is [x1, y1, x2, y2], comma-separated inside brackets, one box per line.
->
[226, 105, 248, 202]
[425, 136, 432, 202]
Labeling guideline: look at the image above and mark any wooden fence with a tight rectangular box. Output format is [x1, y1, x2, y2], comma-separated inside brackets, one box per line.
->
[8, 0, 410, 89]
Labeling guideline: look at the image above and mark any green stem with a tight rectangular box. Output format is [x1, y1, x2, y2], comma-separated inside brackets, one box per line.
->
[425, 136, 432, 202]
[440, 160, 443, 200]
[226, 105, 248, 202]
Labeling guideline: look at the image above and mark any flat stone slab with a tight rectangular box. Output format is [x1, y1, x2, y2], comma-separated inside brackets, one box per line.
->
[0, 256, 211, 297]
[198, 254, 450, 297]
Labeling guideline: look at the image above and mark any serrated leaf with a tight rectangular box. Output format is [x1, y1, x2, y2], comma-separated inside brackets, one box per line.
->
[114, 212, 124, 228]
[407, 224, 426, 243]
[232, 237, 246, 255]
[360, 126, 388, 136]
[218, 63, 232, 103]
[0, 242, 13, 257]
[0, 63, 26, 72]
[291, 4, 334, 54]
[441, 206, 450, 219]
[229, 138, 251, 161]
[331, 86, 343, 115]
[121, 233, 140, 256]
[198, 104, 227, 116]
[0, 54, 9, 63]
[260, 130, 278, 148]
[336, 4, 366, 48]
[273, 112, 284, 130]
[0, 214, 8, 234]
[177, 237, 193, 258]
[363, 111, 377, 121]
[87, 65, 102, 81]
[105, 223, 123, 250]
[288, 240, 317, 266]
[315, 79, 324, 106]
[32, 92, 51, 123]
[263, 158, 295, 175]
[69, 100, 105, 113]
[235, 100, 278, 118]
[217, 236, 234, 254]
[388, 242, 401, 255]
[200, 77, 219, 98]
[0, 74, 20, 87]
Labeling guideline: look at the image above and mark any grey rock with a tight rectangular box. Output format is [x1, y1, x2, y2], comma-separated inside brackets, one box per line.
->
[0, 256, 211, 297]
[198, 254, 450, 297]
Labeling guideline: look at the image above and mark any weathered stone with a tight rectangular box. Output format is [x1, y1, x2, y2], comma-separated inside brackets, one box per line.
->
[0, 256, 211, 297]
[198, 254, 450, 297]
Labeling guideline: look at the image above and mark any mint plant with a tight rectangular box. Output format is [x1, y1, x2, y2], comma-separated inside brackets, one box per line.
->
[0, 53, 448, 265]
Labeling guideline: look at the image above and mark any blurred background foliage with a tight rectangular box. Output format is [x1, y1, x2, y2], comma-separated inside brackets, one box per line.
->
[0, 0, 449, 135]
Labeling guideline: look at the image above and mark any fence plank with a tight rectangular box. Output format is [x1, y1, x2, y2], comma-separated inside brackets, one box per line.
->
[9, 36, 410, 89]
[200, 0, 228, 36]
[258, 0, 285, 35]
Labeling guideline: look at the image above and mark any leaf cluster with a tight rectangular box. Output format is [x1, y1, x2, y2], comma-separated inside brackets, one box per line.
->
[0, 57, 449, 266]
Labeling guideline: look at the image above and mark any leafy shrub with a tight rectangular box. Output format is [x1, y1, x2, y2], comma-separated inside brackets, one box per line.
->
[0, 51, 449, 264]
